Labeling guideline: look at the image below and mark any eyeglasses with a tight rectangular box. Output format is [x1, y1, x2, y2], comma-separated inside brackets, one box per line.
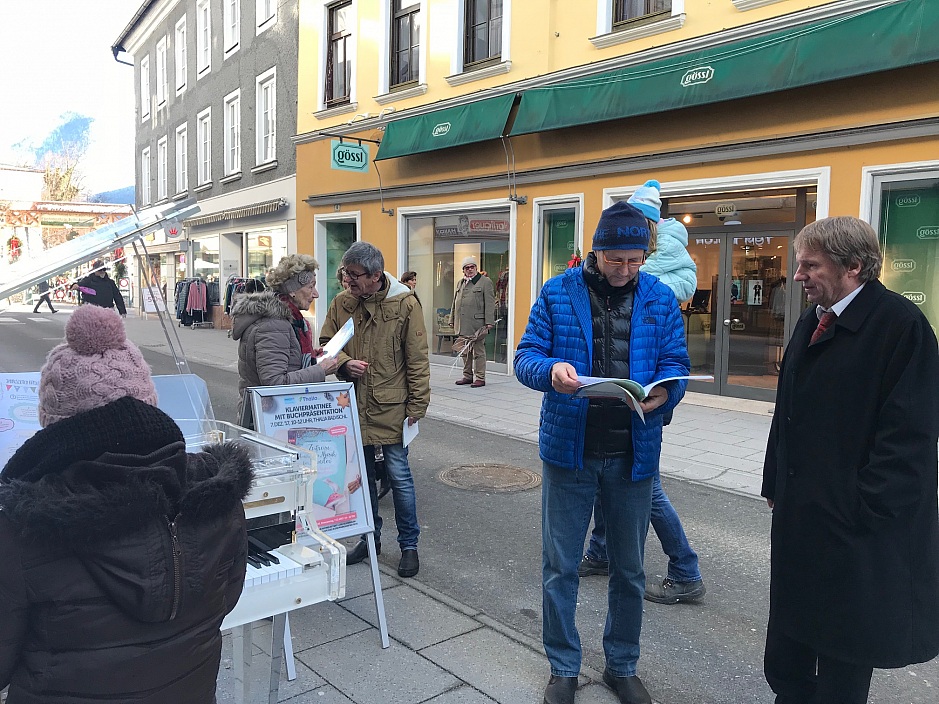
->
[462, 264, 477, 270]
[600, 252, 646, 268]
[340, 267, 369, 281]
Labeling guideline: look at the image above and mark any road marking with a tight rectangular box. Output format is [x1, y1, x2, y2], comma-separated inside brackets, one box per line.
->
[0, 318, 22, 322]
[28, 317, 54, 323]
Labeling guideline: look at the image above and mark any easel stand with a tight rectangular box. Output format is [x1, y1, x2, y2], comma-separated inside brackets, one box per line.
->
[365, 531, 390, 648]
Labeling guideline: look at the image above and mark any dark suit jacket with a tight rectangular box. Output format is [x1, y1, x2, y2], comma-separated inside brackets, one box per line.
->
[763, 279, 939, 667]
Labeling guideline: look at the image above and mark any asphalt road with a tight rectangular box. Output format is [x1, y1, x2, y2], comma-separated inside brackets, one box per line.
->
[2, 310, 936, 703]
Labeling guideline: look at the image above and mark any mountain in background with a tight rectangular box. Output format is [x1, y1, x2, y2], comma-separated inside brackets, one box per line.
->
[90, 186, 134, 204]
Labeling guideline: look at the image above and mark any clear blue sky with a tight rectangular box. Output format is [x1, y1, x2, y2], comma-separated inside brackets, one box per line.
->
[0, 0, 137, 194]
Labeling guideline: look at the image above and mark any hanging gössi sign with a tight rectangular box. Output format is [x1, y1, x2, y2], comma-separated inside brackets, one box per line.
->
[330, 140, 370, 173]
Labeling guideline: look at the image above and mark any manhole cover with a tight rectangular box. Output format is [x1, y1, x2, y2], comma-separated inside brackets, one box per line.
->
[439, 464, 541, 493]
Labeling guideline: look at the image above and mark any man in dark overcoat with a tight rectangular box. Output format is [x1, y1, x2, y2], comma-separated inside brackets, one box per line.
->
[762, 216, 939, 703]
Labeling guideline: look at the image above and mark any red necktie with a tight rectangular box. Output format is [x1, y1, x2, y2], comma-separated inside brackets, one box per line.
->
[810, 311, 837, 345]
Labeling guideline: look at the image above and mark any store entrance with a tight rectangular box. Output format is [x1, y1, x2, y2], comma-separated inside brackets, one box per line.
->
[684, 230, 792, 400]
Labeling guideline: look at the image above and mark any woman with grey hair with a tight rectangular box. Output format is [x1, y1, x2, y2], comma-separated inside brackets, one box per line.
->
[231, 254, 339, 426]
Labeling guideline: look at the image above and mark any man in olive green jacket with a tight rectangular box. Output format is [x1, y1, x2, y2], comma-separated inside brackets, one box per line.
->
[320, 242, 430, 578]
[452, 256, 495, 387]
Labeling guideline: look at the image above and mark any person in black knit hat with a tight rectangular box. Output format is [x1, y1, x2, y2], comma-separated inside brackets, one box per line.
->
[0, 304, 253, 704]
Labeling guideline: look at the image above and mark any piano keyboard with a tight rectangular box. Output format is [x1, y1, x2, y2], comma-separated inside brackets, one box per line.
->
[244, 548, 303, 588]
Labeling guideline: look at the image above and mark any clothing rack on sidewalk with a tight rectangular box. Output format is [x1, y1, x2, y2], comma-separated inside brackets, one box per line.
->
[174, 277, 213, 328]
[224, 275, 267, 314]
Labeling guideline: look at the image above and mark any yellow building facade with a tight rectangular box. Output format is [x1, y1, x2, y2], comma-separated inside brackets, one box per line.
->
[295, 0, 939, 400]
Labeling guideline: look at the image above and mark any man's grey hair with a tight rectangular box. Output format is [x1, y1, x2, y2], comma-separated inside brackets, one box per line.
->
[794, 216, 882, 283]
[342, 241, 385, 276]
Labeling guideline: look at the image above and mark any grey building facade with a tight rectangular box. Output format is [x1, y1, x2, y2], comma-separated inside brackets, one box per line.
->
[113, 0, 299, 324]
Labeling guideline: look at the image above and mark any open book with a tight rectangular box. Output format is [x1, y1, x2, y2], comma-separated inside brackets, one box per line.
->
[572, 375, 713, 422]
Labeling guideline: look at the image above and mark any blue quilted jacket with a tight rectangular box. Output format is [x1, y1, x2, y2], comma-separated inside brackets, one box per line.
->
[515, 268, 690, 478]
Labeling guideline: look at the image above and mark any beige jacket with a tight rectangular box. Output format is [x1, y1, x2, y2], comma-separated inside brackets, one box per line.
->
[452, 273, 495, 336]
[320, 273, 430, 445]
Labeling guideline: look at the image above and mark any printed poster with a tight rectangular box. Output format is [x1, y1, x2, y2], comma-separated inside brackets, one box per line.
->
[747, 279, 764, 306]
[0, 373, 42, 467]
[249, 382, 372, 541]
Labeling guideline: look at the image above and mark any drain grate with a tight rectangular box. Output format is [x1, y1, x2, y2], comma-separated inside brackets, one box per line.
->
[439, 464, 541, 493]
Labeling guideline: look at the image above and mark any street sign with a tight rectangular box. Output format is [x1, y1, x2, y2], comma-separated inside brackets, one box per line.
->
[330, 140, 369, 173]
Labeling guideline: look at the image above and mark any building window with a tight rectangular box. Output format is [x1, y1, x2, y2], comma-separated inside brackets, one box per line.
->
[464, 0, 502, 67]
[391, 1, 420, 87]
[224, 90, 241, 175]
[224, 0, 240, 55]
[197, 108, 211, 184]
[197, 0, 211, 76]
[155, 38, 168, 107]
[140, 55, 151, 121]
[613, 0, 671, 26]
[157, 137, 168, 201]
[175, 124, 188, 193]
[175, 17, 187, 93]
[256, 69, 276, 164]
[257, 0, 277, 33]
[325, 2, 352, 106]
[141, 147, 151, 205]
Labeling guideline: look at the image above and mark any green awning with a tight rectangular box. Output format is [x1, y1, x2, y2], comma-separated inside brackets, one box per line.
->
[375, 93, 516, 161]
[510, 0, 939, 136]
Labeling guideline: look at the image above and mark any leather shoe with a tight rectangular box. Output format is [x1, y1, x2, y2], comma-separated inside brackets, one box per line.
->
[470, 379, 485, 388]
[602, 670, 651, 704]
[543, 675, 577, 704]
[577, 555, 609, 577]
[398, 548, 419, 577]
[455, 377, 473, 385]
[346, 538, 379, 565]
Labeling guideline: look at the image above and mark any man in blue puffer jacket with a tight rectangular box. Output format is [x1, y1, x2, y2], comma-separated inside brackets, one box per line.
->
[516, 201, 690, 704]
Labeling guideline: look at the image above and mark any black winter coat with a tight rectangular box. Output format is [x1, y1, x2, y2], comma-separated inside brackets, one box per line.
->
[77, 273, 126, 314]
[762, 279, 939, 667]
[0, 397, 253, 703]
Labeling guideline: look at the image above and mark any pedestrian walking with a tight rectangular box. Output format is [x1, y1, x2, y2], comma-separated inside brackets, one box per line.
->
[762, 216, 939, 703]
[230, 254, 339, 428]
[451, 256, 495, 387]
[579, 180, 706, 606]
[0, 304, 253, 703]
[515, 201, 690, 704]
[321, 242, 430, 578]
[31, 279, 57, 313]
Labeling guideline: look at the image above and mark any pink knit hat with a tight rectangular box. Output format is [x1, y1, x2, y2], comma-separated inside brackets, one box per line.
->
[38, 306, 158, 426]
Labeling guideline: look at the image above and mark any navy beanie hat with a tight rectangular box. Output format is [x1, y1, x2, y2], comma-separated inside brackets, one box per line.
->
[592, 202, 651, 251]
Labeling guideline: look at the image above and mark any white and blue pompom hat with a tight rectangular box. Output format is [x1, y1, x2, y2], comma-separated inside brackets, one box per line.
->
[627, 179, 662, 222]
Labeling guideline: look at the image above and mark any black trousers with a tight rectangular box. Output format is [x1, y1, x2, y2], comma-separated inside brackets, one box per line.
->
[32, 293, 55, 312]
[765, 623, 873, 704]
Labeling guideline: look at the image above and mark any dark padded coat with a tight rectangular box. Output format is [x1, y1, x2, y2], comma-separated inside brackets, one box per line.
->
[76, 273, 126, 314]
[231, 290, 327, 424]
[762, 279, 939, 667]
[0, 397, 253, 704]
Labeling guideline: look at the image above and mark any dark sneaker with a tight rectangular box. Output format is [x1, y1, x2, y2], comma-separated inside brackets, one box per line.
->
[543, 675, 577, 704]
[644, 577, 706, 604]
[346, 538, 380, 565]
[398, 548, 419, 577]
[577, 555, 609, 577]
[602, 670, 651, 704]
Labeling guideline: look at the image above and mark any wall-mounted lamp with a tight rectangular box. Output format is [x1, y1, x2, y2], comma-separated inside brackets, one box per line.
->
[682, 214, 692, 224]
[347, 112, 372, 124]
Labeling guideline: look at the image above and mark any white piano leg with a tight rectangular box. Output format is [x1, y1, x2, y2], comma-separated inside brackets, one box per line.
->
[232, 624, 253, 704]
[366, 532, 390, 648]
[268, 613, 287, 704]
[283, 613, 297, 681]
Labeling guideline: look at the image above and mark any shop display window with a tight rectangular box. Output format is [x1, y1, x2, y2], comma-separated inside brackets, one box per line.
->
[192, 236, 220, 282]
[246, 228, 287, 279]
[875, 176, 939, 333]
[406, 209, 510, 369]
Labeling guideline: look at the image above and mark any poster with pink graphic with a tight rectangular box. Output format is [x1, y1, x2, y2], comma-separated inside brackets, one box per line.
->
[0, 373, 42, 467]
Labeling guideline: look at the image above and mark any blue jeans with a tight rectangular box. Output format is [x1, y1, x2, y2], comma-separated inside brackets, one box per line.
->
[542, 457, 652, 678]
[586, 474, 701, 583]
[364, 443, 420, 550]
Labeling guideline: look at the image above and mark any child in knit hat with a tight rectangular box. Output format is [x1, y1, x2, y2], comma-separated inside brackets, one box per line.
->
[0, 304, 254, 703]
[580, 179, 707, 607]
[628, 179, 698, 303]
